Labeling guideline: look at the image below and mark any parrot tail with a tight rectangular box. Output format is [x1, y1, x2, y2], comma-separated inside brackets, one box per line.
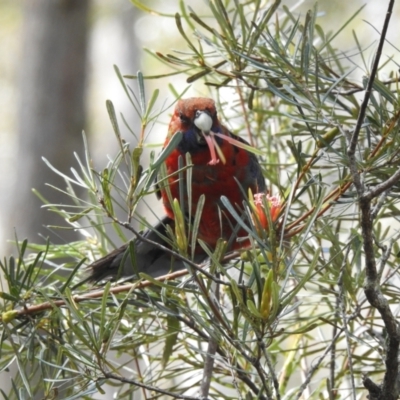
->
[87, 216, 206, 283]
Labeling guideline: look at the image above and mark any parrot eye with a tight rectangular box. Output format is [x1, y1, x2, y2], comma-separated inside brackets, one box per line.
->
[179, 113, 190, 124]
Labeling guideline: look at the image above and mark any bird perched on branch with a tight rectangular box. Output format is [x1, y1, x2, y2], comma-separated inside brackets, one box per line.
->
[88, 97, 265, 282]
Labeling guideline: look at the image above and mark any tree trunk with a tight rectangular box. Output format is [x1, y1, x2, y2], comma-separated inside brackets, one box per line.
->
[10, 0, 90, 245]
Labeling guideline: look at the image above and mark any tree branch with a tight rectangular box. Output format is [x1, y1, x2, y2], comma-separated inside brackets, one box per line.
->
[345, 2, 399, 398]
[347, 0, 394, 157]
[362, 167, 400, 201]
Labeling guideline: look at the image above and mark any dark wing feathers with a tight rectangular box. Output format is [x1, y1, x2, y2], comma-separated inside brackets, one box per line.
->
[88, 217, 205, 282]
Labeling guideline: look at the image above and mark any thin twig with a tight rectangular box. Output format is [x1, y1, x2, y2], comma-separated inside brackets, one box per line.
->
[347, 0, 393, 157]
[377, 232, 400, 279]
[294, 304, 362, 400]
[199, 280, 219, 398]
[176, 315, 267, 399]
[3, 271, 189, 319]
[338, 246, 356, 400]
[100, 371, 202, 400]
[329, 295, 339, 398]
[284, 181, 353, 236]
[333, 76, 400, 96]
[236, 82, 254, 146]
[262, 345, 281, 400]
[370, 188, 391, 220]
[294, 330, 342, 400]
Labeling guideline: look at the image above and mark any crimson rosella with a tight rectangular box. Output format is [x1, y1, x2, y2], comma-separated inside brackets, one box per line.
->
[89, 97, 265, 282]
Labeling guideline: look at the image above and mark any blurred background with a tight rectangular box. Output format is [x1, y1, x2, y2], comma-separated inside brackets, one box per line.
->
[1, 0, 399, 398]
[1, 0, 397, 255]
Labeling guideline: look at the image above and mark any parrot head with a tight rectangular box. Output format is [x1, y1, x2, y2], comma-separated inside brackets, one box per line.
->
[168, 97, 227, 165]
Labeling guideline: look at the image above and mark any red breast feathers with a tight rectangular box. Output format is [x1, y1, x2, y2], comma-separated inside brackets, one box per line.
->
[160, 97, 265, 249]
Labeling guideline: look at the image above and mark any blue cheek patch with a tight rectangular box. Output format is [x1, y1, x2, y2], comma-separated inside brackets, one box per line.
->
[177, 124, 223, 154]
[177, 127, 200, 153]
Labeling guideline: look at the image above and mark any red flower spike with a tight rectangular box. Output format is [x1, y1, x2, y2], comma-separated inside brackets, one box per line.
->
[253, 193, 282, 231]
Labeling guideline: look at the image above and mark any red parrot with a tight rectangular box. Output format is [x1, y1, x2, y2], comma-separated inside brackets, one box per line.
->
[89, 97, 265, 282]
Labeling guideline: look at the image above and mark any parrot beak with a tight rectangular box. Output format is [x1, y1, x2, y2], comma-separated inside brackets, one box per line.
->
[194, 110, 213, 135]
[193, 110, 221, 165]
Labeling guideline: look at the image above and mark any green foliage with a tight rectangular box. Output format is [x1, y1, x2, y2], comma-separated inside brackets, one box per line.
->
[2, 1, 400, 399]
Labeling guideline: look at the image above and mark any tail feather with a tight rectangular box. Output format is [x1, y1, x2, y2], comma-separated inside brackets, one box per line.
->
[88, 216, 206, 282]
